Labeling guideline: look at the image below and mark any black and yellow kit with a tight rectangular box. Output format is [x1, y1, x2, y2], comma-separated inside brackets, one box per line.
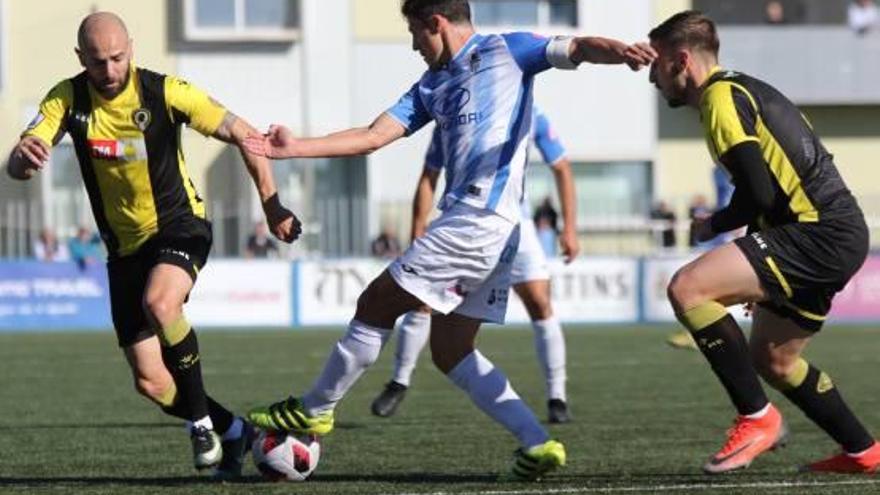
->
[701, 67, 868, 330]
[24, 66, 227, 345]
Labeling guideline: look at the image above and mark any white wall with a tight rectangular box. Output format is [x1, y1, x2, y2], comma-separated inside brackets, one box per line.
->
[533, 0, 656, 161]
[176, 50, 305, 132]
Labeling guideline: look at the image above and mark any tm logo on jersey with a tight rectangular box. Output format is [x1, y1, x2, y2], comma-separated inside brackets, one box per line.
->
[88, 139, 148, 162]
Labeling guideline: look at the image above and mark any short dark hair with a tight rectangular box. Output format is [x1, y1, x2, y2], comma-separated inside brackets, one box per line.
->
[401, 0, 471, 24]
[649, 10, 719, 56]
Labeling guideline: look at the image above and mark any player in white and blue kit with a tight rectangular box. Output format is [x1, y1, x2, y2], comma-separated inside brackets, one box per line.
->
[371, 106, 579, 424]
[244, 0, 655, 480]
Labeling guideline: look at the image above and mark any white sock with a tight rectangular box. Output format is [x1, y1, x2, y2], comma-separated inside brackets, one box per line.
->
[302, 319, 391, 415]
[192, 415, 213, 431]
[222, 417, 243, 441]
[392, 311, 431, 387]
[532, 317, 567, 402]
[847, 442, 877, 457]
[447, 350, 549, 449]
[744, 403, 771, 419]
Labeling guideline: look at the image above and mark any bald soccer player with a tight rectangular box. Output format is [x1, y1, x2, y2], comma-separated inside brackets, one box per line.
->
[7, 12, 301, 478]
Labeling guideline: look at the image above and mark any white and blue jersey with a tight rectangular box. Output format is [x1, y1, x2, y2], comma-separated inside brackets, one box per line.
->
[387, 32, 554, 223]
[424, 105, 567, 220]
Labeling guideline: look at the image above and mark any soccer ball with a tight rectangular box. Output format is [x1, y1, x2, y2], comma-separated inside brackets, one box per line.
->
[252, 429, 321, 481]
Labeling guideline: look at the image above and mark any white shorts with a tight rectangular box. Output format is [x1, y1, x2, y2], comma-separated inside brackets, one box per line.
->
[388, 203, 519, 324]
[510, 218, 550, 285]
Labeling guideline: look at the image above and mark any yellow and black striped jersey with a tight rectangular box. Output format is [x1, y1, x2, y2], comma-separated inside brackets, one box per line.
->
[700, 67, 857, 227]
[23, 66, 227, 257]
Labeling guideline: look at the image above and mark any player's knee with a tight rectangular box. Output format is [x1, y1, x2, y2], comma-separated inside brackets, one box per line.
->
[667, 268, 704, 311]
[430, 343, 472, 374]
[142, 292, 179, 324]
[523, 295, 552, 320]
[431, 350, 457, 374]
[134, 376, 170, 403]
[751, 347, 794, 384]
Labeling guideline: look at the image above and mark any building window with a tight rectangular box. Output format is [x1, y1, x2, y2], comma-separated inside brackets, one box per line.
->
[526, 160, 652, 222]
[471, 0, 578, 28]
[184, 0, 300, 42]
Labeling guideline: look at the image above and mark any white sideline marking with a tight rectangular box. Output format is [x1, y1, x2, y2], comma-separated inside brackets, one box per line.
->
[385, 478, 880, 495]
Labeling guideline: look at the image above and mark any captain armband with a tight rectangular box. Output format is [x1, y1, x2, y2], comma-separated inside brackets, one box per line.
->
[546, 36, 579, 70]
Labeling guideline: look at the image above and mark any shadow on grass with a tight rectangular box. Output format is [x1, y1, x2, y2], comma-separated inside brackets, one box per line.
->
[0, 476, 212, 487]
[0, 421, 179, 431]
[0, 472, 495, 487]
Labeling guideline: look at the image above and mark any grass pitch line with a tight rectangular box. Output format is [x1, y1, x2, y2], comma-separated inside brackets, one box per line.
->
[386, 478, 880, 495]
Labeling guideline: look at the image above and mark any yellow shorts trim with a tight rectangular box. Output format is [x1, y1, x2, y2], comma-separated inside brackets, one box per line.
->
[794, 306, 827, 322]
[764, 256, 793, 298]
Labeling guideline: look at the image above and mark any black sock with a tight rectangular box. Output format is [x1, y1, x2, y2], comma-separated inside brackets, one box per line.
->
[160, 395, 235, 435]
[782, 364, 874, 453]
[688, 312, 769, 415]
[160, 330, 210, 424]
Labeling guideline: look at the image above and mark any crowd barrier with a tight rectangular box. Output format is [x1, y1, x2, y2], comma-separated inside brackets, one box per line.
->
[3, 255, 880, 331]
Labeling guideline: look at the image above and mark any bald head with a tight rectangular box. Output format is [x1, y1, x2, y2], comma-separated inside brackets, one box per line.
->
[77, 12, 129, 51]
[75, 12, 133, 99]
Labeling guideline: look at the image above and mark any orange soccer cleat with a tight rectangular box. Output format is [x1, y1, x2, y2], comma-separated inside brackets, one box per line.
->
[703, 404, 788, 474]
[803, 441, 880, 474]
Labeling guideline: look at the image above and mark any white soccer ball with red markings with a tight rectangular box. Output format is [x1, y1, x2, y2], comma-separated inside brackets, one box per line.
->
[252, 429, 321, 481]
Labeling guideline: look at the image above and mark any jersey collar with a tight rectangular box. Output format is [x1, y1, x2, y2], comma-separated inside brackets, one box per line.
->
[449, 33, 481, 67]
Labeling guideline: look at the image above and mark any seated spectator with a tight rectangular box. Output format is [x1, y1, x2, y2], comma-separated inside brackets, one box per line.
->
[764, 1, 787, 24]
[33, 228, 70, 262]
[650, 201, 677, 249]
[371, 226, 402, 259]
[849, 0, 879, 35]
[68, 226, 102, 269]
[245, 221, 279, 258]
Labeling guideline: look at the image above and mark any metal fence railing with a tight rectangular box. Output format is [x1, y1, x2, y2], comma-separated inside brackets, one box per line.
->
[5, 196, 880, 260]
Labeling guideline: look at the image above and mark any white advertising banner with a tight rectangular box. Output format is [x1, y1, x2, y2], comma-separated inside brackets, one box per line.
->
[642, 255, 749, 323]
[187, 260, 292, 327]
[296, 259, 387, 325]
[506, 257, 639, 324]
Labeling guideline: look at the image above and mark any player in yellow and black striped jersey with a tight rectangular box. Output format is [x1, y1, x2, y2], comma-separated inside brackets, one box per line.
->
[649, 11, 880, 474]
[7, 12, 301, 478]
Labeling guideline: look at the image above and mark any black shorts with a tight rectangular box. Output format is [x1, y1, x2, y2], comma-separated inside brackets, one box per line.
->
[735, 215, 868, 332]
[107, 221, 212, 348]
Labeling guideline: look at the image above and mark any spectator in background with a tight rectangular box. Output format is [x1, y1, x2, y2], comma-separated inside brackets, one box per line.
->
[533, 196, 559, 233]
[33, 227, 70, 262]
[650, 200, 677, 249]
[849, 0, 879, 35]
[371, 226, 402, 259]
[764, 1, 787, 24]
[68, 226, 102, 269]
[245, 221, 279, 258]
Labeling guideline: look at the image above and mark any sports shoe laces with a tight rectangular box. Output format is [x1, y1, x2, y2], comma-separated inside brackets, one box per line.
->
[718, 417, 757, 457]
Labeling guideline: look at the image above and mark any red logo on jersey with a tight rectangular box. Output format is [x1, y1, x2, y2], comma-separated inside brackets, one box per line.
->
[88, 140, 119, 160]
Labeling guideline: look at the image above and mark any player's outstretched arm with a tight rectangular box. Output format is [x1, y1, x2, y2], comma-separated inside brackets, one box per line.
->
[214, 112, 302, 243]
[411, 167, 440, 242]
[552, 158, 580, 263]
[244, 113, 407, 159]
[567, 37, 656, 71]
[7, 136, 51, 180]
